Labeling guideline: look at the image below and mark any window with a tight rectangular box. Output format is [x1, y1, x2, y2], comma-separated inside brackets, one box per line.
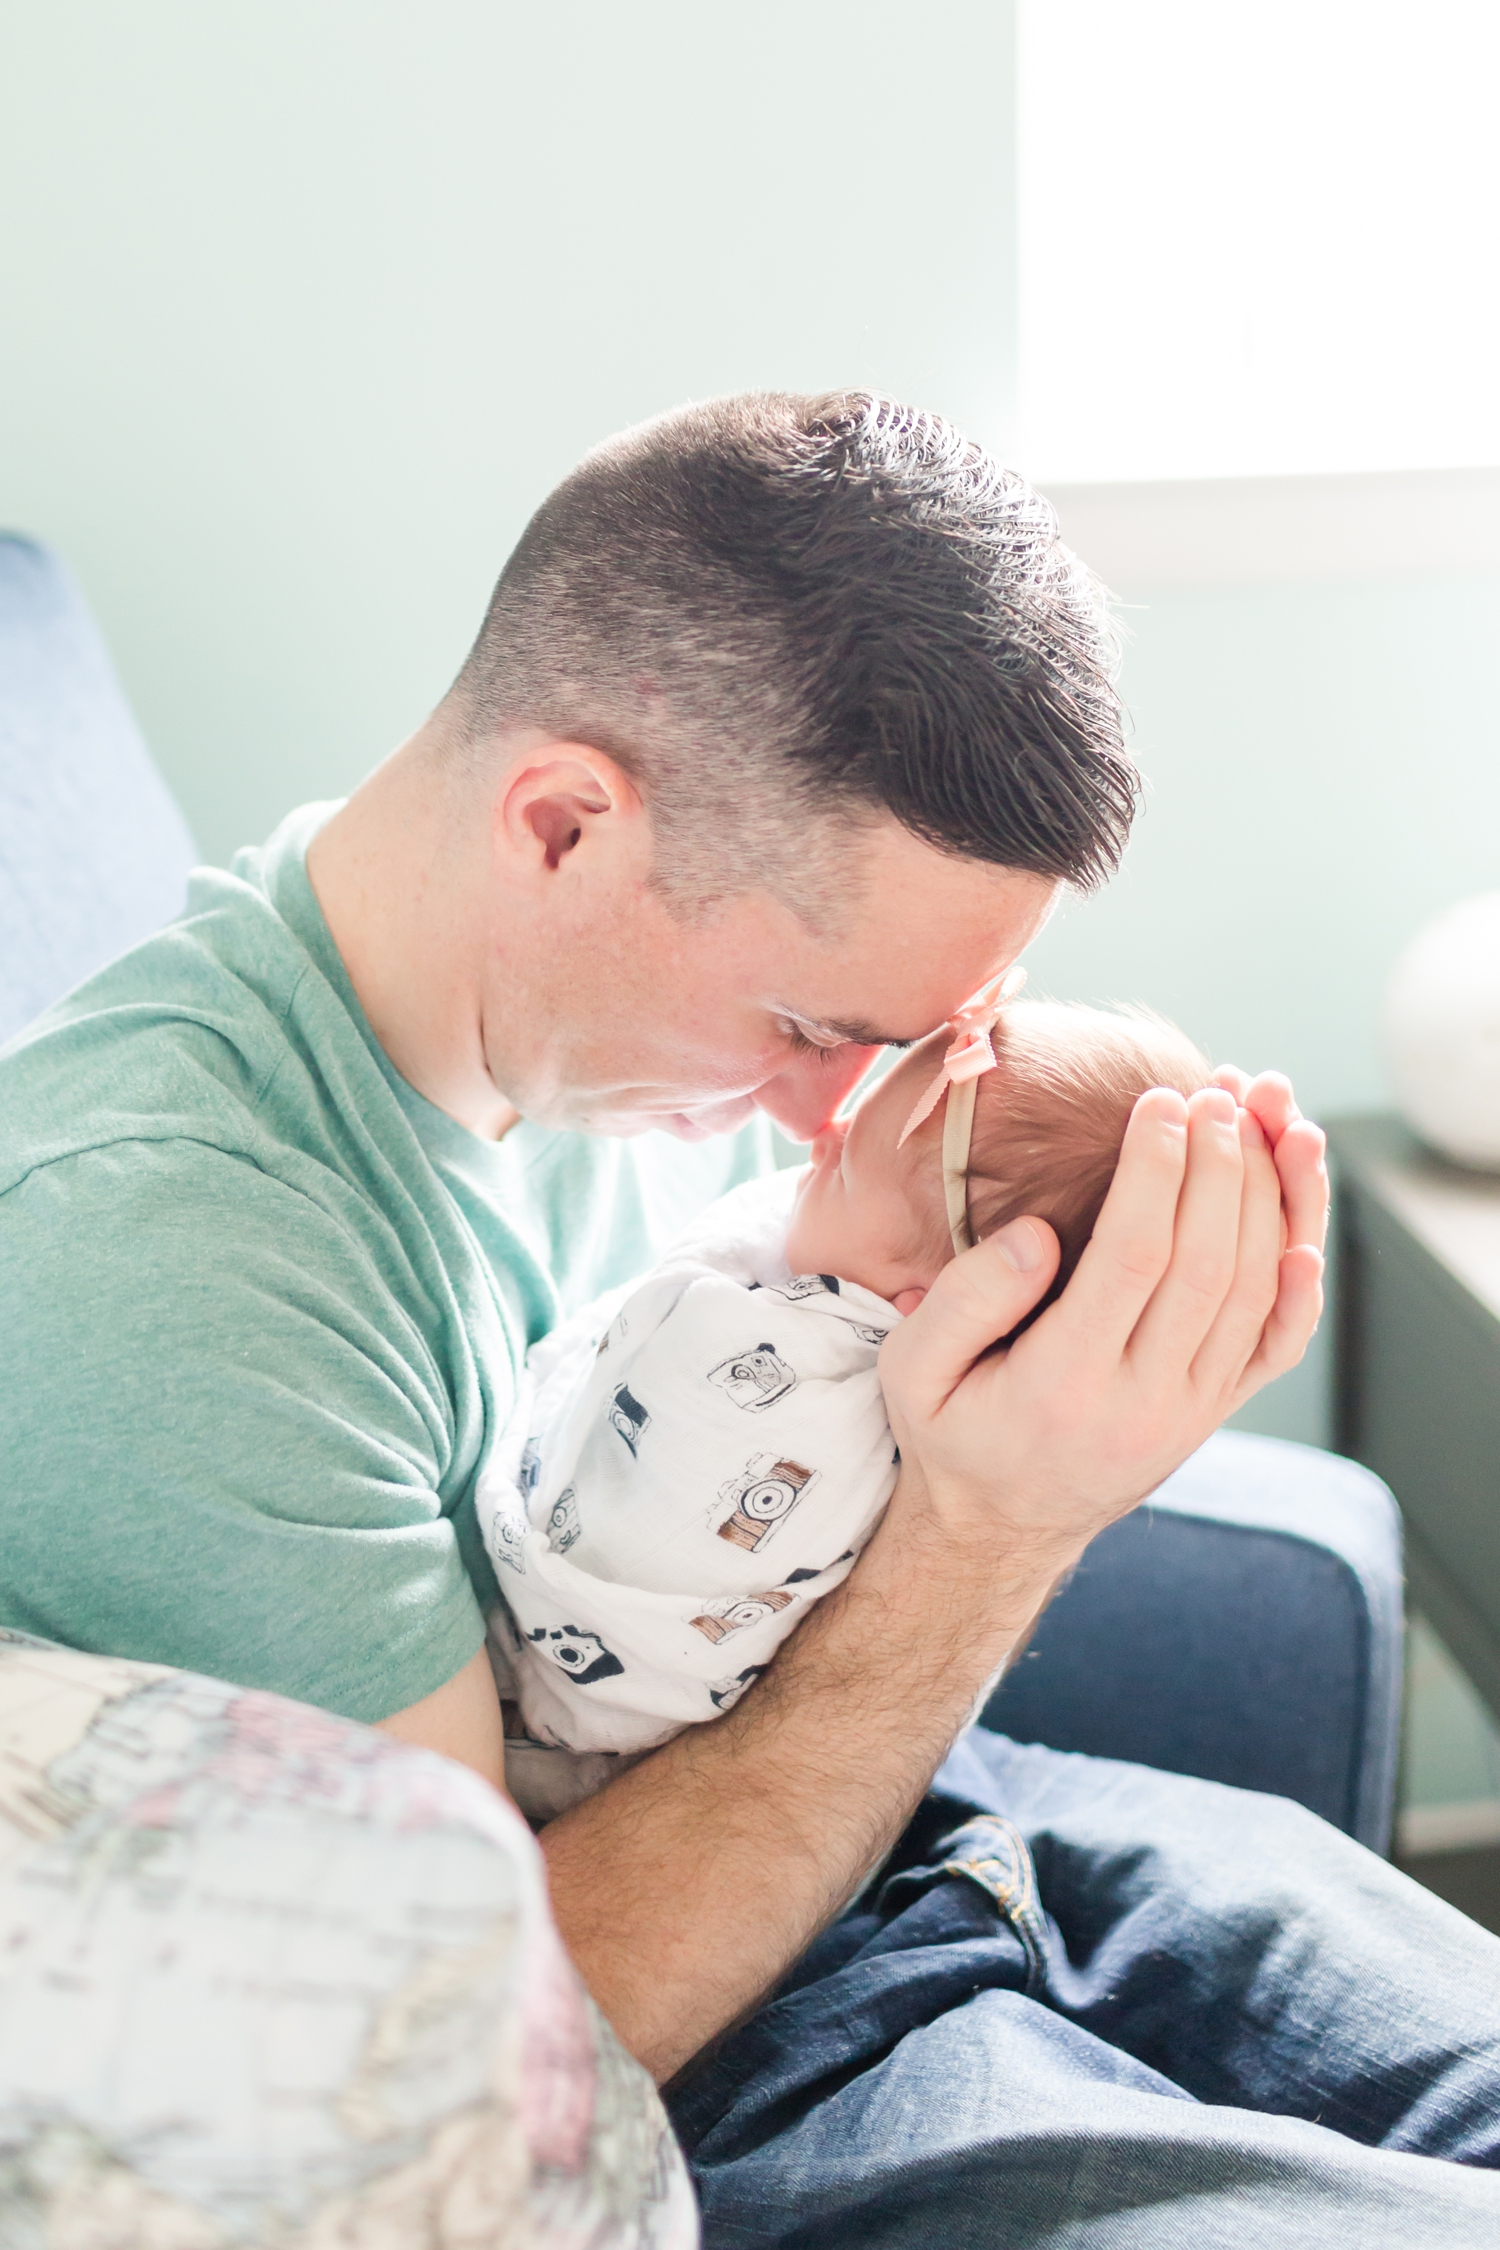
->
[1017, 0, 1500, 481]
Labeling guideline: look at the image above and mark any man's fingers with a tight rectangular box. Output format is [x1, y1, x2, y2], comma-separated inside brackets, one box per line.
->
[1188, 1106, 1285, 1401]
[1126, 1087, 1247, 1381]
[1057, 1089, 1191, 1354]
[879, 1217, 1061, 1421]
[1203, 1076, 1327, 1402]
[1240, 1070, 1301, 1141]
[1229, 1242, 1326, 1411]
[1216, 1068, 1309, 1149]
[1274, 1117, 1329, 1253]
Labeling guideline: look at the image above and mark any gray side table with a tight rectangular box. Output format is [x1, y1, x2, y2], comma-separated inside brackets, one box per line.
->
[1329, 1115, 1500, 1726]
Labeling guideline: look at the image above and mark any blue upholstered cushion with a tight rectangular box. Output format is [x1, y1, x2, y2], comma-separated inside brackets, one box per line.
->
[982, 1430, 1403, 1851]
[0, 534, 197, 1048]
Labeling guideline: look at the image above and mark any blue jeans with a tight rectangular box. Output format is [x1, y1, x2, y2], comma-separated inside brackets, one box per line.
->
[668, 1731, 1500, 2247]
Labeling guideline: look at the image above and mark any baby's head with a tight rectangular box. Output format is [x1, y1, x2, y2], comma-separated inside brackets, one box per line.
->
[785, 999, 1211, 1308]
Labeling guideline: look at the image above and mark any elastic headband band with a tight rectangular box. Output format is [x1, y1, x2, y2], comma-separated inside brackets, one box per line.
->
[897, 966, 1027, 1256]
[941, 1072, 982, 1254]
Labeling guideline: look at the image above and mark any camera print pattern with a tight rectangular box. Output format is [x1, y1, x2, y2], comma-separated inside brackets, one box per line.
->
[487, 1171, 904, 1798]
[714, 1455, 818, 1552]
[525, 1625, 625, 1687]
[772, 1273, 841, 1301]
[708, 1343, 797, 1411]
[608, 1384, 650, 1458]
[708, 1664, 767, 1710]
[548, 1488, 581, 1553]
[491, 1512, 527, 1576]
[689, 1589, 796, 1644]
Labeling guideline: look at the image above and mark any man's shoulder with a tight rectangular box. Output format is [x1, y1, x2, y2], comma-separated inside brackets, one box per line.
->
[0, 860, 380, 1207]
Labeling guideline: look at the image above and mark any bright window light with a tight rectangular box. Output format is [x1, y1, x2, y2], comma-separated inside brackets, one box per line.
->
[1017, 0, 1500, 481]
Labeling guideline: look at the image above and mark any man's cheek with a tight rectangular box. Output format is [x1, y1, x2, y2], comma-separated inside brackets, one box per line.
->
[669, 1095, 760, 1140]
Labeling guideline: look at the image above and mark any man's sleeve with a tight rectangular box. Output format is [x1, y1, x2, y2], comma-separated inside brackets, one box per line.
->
[0, 1140, 488, 1722]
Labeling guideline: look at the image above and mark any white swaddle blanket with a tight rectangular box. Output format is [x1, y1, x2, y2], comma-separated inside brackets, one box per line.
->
[476, 1172, 901, 1821]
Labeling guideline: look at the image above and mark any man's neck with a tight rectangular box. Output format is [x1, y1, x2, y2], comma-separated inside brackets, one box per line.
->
[305, 733, 521, 1141]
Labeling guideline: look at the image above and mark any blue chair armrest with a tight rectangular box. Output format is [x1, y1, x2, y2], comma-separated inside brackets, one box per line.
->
[980, 1430, 1403, 1852]
[0, 533, 197, 1047]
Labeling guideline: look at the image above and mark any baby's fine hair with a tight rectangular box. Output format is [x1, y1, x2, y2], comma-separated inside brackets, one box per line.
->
[958, 1000, 1212, 1292]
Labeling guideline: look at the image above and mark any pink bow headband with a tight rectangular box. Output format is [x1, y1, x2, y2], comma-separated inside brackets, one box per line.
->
[896, 966, 1027, 1255]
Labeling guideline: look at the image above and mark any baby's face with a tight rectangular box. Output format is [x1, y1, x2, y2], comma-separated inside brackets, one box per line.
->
[783, 1031, 952, 1303]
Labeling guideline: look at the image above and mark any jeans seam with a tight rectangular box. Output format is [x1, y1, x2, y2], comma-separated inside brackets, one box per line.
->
[941, 1815, 1048, 1998]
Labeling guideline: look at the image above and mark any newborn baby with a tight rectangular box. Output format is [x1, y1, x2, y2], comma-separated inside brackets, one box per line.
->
[480, 989, 1209, 1822]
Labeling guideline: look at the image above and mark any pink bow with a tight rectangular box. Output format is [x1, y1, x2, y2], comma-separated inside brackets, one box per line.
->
[896, 967, 1027, 1148]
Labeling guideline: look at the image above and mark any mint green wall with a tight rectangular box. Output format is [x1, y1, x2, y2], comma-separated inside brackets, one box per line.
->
[0, 1, 1016, 866]
[1024, 569, 1500, 1444]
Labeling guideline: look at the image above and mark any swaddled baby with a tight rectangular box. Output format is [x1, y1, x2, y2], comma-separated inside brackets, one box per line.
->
[481, 990, 1209, 1822]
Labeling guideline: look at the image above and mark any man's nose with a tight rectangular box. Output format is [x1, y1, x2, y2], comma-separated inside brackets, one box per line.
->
[752, 1045, 883, 1142]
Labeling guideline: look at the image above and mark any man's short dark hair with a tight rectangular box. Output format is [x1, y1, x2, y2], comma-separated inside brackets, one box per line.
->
[450, 391, 1135, 915]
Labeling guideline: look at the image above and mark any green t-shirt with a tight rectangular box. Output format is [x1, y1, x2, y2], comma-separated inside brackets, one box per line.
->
[0, 803, 786, 1722]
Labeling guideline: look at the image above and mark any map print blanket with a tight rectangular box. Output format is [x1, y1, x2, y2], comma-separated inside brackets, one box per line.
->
[0, 1630, 695, 2248]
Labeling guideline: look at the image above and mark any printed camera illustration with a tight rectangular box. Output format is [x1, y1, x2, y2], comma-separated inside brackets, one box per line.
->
[689, 1589, 795, 1643]
[489, 1506, 526, 1575]
[708, 1342, 797, 1412]
[548, 1486, 581, 1552]
[525, 1624, 625, 1685]
[773, 1274, 840, 1301]
[708, 1664, 767, 1710]
[607, 1382, 651, 1458]
[713, 1452, 819, 1552]
[518, 1441, 542, 1498]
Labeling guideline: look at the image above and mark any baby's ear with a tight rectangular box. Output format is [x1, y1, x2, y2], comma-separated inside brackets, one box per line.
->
[891, 1286, 927, 1317]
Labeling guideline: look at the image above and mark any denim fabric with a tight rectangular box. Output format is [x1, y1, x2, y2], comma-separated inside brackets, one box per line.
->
[670, 1731, 1500, 2248]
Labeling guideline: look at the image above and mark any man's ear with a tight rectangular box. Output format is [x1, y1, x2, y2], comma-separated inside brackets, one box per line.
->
[493, 745, 647, 879]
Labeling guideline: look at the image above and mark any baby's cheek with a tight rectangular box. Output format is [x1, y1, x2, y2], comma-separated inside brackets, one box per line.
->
[790, 1181, 860, 1283]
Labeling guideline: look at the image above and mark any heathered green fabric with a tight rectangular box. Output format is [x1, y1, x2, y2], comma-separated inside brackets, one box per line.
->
[0, 803, 783, 1722]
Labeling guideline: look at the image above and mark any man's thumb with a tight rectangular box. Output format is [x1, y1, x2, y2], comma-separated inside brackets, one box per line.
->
[882, 1217, 1061, 1410]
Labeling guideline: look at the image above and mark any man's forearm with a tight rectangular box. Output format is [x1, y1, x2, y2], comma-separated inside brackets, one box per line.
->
[538, 1478, 1079, 2082]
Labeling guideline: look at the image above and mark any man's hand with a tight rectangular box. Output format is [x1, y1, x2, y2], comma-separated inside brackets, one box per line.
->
[878, 1080, 1327, 1571]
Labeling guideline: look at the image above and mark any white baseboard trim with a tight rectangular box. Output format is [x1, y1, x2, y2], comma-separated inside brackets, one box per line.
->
[1397, 1797, 1500, 1857]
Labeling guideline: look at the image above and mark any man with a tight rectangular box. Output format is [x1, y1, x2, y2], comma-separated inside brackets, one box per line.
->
[2, 393, 1497, 2244]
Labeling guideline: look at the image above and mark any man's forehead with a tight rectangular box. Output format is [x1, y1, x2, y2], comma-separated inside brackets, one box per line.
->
[773, 867, 1060, 1047]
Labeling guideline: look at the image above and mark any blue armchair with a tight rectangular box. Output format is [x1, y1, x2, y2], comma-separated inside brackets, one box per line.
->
[0, 531, 1404, 1856]
[0, 535, 196, 1048]
[982, 1431, 1401, 1849]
